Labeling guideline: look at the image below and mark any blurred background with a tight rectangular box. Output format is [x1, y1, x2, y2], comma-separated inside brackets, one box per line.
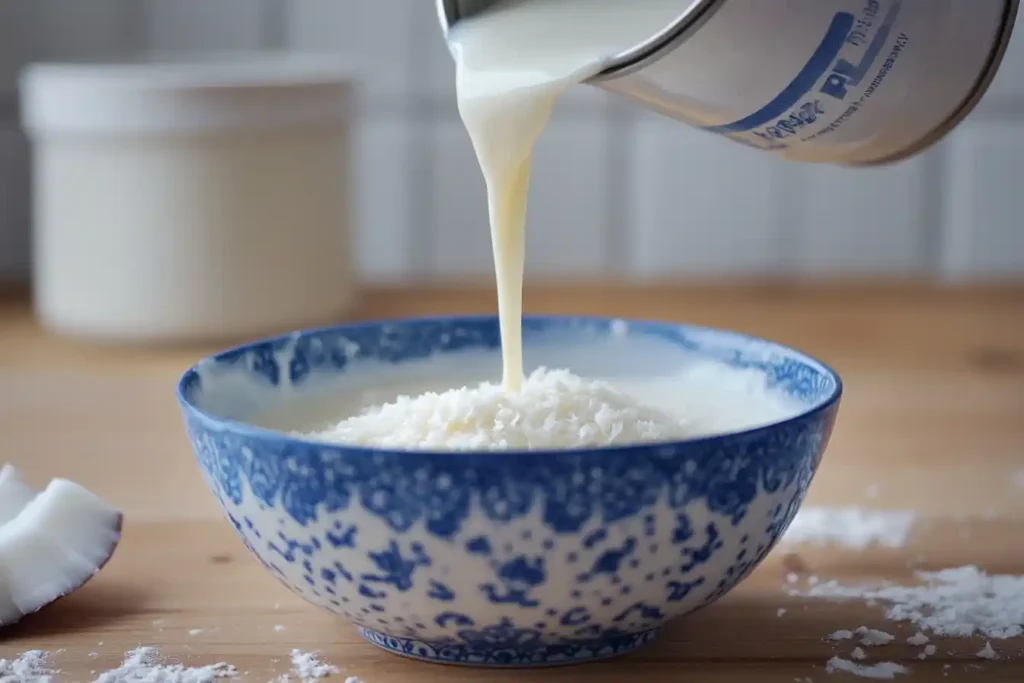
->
[1, 0, 1023, 295]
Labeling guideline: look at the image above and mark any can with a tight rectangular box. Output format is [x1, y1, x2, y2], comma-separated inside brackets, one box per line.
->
[437, 0, 1019, 166]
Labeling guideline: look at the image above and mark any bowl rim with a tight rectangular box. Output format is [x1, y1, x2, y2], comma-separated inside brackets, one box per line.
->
[175, 314, 844, 458]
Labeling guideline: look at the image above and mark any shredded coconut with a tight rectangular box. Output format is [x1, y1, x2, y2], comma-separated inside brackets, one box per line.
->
[856, 627, 895, 646]
[917, 644, 936, 660]
[793, 566, 1024, 639]
[976, 642, 998, 660]
[782, 507, 916, 549]
[829, 630, 854, 641]
[0, 650, 55, 683]
[305, 368, 692, 450]
[850, 647, 867, 661]
[826, 657, 909, 679]
[93, 647, 236, 683]
[274, 650, 339, 683]
[777, 608, 787, 617]
[906, 632, 929, 646]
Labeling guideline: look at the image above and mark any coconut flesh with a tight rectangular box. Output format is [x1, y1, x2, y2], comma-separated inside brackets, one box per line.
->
[0, 464, 123, 627]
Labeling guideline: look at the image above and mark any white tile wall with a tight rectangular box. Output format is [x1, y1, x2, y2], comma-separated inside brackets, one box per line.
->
[0, 4, 29, 282]
[525, 115, 615, 276]
[143, 0, 268, 52]
[353, 116, 419, 280]
[0, 0, 138, 282]
[941, 122, 1024, 281]
[428, 112, 615, 278]
[787, 154, 933, 277]
[0, 128, 30, 283]
[0, 2, 29, 97]
[626, 116, 786, 278]
[285, 0, 419, 104]
[428, 118, 490, 277]
[24, 0, 136, 61]
[1, 1, 1023, 283]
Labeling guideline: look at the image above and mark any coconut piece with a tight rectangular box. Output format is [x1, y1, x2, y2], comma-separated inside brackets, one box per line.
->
[0, 464, 38, 526]
[0, 468, 123, 627]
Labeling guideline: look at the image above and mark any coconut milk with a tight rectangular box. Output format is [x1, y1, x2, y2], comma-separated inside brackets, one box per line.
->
[448, 0, 682, 391]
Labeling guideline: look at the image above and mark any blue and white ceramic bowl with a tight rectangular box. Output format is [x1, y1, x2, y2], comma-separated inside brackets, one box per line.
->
[177, 316, 841, 668]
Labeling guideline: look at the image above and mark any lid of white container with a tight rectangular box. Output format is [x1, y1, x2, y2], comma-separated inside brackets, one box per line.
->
[20, 52, 354, 136]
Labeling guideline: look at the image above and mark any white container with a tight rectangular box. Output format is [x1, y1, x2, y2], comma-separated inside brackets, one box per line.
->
[20, 54, 357, 345]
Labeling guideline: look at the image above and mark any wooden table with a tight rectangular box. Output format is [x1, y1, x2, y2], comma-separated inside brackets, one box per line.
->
[2, 284, 1023, 682]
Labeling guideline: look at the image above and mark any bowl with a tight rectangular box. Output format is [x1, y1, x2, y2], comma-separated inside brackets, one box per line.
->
[176, 315, 841, 668]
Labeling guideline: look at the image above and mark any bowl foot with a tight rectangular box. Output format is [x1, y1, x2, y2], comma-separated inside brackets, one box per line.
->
[357, 627, 660, 668]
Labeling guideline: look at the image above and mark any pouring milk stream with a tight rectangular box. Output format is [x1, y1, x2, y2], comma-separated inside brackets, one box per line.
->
[443, 0, 1016, 391]
[448, 0, 683, 392]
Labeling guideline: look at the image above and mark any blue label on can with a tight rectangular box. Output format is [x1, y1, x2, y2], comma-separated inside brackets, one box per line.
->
[701, 0, 906, 151]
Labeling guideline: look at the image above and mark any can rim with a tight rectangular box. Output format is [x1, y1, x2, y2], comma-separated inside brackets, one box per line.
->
[845, 0, 1020, 167]
[589, 0, 726, 82]
[435, 0, 726, 80]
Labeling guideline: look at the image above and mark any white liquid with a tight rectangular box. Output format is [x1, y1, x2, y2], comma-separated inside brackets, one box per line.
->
[269, 360, 797, 442]
[449, 0, 682, 391]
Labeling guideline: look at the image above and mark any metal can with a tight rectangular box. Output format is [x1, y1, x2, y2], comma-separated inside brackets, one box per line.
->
[437, 0, 1019, 166]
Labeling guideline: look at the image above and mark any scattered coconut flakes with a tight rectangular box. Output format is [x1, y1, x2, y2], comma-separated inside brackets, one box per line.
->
[792, 566, 1024, 639]
[851, 647, 867, 661]
[826, 657, 908, 679]
[976, 642, 998, 660]
[782, 507, 916, 549]
[829, 630, 854, 641]
[917, 644, 937, 660]
[787, 572, 800, 584]
[291, 650, 337, 681]
[906, 632, 929, 646]
[0, 650, 55, 683]
[857, 627, 895, 646]
[777, 608, 787, 617]
[188, 629, 204, 636]
[93, 647, 236, 683]
[274, 650, 339, 683]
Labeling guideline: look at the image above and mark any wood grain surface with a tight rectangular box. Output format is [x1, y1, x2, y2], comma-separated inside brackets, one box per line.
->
[1, 285, 1023, 682]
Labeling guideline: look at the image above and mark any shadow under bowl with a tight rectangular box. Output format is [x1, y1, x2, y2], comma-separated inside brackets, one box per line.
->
[176, 315, 842, 668]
